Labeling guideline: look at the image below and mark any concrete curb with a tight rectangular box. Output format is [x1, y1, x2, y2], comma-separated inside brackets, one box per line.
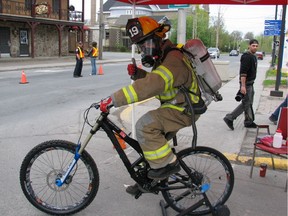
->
[225, 153, 287, 170]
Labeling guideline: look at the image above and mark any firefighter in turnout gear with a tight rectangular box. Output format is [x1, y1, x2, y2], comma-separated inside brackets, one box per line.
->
[100, 17, 204, 192]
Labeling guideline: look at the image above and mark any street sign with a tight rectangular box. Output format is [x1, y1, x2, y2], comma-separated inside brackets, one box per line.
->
[264, 20, 282, 36]
[264, 20, 282, 26]
[168, 4, 190, 9]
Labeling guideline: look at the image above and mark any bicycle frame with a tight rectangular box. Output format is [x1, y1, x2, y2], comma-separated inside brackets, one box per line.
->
[57, 85, 202, 189]
[56, 111, 154, 188]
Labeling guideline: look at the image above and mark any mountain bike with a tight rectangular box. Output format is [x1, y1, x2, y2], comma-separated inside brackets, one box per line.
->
[20, 88, 234, 216]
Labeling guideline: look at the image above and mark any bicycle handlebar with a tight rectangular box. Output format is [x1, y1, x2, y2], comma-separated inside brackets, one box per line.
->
[93, 103, 100, 110]
[91, 100, 113, 113]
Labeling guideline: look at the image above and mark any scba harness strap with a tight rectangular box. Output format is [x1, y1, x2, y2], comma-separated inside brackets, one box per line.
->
[161, 46, 207, 115]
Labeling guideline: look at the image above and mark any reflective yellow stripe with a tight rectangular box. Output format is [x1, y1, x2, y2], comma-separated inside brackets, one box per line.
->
[182, 55, 200, 103]
[153, 65, 177, 101]
[189, 66, 200, 103]
[160, 104, 185, 112]
[183, 55, 193, 71]
[153, 65, 173, 91]
[122, 85, 138, 104]
[156, 88, 179, 100]
[143, 143, 172, 160]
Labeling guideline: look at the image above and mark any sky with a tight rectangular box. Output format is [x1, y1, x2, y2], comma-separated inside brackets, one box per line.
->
[209, 5, 285, 36]
[70, 1, 286, 36]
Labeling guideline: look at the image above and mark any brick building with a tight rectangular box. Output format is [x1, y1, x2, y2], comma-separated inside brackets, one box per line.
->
[0, 0, 86, 58]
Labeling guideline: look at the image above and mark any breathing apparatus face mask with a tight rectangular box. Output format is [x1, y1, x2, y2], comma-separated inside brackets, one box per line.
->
[137, 37, 161, 68]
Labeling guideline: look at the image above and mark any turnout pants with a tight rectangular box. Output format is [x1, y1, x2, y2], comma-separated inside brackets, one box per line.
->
[135, 107, 198, 169]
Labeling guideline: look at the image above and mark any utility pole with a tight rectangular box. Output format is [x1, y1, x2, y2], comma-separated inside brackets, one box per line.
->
[270, 4, 286, 97]
[91, 0, 96, 26]
[271, 5, 278, 68]
[216, 6, 220, 49]
[90, 0, 96, 44]
[177, 8, 186, 44]
[98, 0, 104, 60]
[192, 5, 197, 39]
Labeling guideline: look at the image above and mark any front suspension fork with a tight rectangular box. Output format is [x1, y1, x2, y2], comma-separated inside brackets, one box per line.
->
[55, 144, 81, 187]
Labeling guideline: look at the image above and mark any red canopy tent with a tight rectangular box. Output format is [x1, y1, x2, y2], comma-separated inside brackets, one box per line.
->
[117, 0, 287, 5]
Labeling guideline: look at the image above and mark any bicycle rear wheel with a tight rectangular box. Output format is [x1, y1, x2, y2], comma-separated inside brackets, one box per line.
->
[161, 146, 234, 215]
[19, 140, 99, 215]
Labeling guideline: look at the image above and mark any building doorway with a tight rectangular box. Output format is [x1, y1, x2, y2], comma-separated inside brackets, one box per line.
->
[19, 29, 29, 56]
[0, 27, 10, 56]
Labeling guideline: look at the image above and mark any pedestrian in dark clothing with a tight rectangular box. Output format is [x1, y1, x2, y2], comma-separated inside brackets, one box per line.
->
[269, 95, 288, 125]
[87, 42, 98, 75]
[73, 41, 84, 78]
[223, 39, 259, 130]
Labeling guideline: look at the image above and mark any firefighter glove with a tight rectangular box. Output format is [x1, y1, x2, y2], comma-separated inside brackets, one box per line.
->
[127, 64, 137, 76]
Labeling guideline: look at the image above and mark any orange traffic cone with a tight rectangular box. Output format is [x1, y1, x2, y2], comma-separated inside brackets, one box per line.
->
[19, 70, 29, 84]
[114, 133, 127, 149]
[98, 65, 104, 75]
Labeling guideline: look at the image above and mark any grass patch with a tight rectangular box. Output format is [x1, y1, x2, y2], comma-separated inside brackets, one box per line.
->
[266, 69, 288, 77]
[263, 79, 287, 87]
[264, 68, 288, 87]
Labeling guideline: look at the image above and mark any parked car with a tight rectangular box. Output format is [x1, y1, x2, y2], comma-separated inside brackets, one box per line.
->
[256, 51, 264, 60]
[207, 47, 220, 58]
[229, 50, 239, 56]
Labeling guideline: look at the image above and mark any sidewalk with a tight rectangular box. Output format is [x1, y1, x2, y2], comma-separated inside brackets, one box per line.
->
[0, 52, 141, 72]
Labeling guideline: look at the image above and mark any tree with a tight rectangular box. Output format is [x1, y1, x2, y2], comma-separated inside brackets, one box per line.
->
[230, 31, 243, 50]
[170, 6, 210, 46]
[244, 32, 254, 40]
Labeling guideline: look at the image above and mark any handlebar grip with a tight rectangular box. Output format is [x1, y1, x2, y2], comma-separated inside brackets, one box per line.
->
[131, 58, 138, 79]
[93, 103, 100, 109]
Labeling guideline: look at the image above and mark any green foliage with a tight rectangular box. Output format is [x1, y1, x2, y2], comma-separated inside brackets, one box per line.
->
[266, 69, 276, 77]
[266, 69, 288, 77]
[263, 68, 288, 87]
[263, 79, 287, 86]
[119, 46, 128, 52]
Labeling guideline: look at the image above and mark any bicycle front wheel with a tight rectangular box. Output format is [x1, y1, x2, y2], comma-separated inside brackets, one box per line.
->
[161, 146, 234, 215]
[20, 140, 99, 215]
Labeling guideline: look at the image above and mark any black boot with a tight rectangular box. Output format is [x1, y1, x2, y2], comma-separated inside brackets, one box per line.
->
[147, 160, 181, 180]
[126, 183, 149, 196]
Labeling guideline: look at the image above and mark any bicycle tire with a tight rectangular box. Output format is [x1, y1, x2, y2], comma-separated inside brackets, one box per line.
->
[161, 146, 234, 215]
[19, 140, 99, 215]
